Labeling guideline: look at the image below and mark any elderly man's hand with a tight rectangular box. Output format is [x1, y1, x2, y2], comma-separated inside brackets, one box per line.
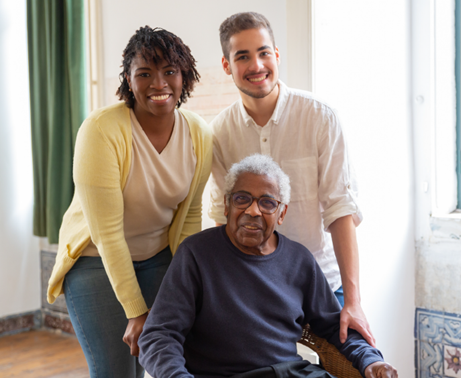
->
[340, 302, 376, 347]
[364, 361, 398, 377]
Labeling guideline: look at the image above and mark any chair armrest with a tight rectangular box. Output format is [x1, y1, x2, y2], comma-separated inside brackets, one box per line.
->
[298, 324, 362, 378]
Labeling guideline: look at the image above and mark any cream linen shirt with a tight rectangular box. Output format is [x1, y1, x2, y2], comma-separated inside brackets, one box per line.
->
[209, 81, 362, 291]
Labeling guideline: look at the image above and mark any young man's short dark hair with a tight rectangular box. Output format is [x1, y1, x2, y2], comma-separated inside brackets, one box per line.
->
[219, 12, 276, 60]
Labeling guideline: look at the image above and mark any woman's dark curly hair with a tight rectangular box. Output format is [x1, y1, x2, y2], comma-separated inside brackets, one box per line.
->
[116, 26, 200, 108]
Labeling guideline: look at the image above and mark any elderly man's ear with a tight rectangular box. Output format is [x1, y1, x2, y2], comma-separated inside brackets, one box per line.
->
[278, 205, 288, 225]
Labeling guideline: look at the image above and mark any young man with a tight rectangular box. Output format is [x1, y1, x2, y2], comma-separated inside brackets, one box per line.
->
[208, 12, 375, 346]
[139, 155, 397, 378]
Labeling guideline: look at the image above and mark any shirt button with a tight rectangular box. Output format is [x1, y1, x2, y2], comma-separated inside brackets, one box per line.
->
[262, 138, 267, 142]
[347, 184, 351, 189]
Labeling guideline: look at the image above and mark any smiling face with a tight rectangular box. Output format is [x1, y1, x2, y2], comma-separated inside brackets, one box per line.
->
[224, 172, 287, 256]
[126, 53, 183, 121]
[222, 28, 280, 99]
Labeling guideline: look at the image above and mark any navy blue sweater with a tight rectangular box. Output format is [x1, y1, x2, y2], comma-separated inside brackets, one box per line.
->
[139, 226, 383, 378]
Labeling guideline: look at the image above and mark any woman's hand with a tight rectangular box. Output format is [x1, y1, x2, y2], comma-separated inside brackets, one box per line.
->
[123, 312, 149, 357]
[364, 362, 398, 378]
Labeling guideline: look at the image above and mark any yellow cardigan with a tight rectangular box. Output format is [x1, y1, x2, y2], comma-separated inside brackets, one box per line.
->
[47, 102, 212, 319]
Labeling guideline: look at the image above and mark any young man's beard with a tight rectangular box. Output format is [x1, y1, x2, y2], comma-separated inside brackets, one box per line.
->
[235, 78, 278, 99]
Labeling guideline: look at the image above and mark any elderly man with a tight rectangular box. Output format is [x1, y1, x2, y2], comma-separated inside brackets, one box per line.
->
[139, 155, 397, 378]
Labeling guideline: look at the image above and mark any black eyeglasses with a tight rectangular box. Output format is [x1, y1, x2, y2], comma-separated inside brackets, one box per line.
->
[230, 192, 282, 214]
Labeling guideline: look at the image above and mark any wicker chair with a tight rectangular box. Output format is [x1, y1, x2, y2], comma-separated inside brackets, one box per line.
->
[298, 325, 362, 378]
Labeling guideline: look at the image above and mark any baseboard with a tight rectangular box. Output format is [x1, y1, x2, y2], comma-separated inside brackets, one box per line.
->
[0, 310, 41, 337]
[0, 250, 77, 338]
[42, 309, 75, 335]
[0, 309, 75, 337]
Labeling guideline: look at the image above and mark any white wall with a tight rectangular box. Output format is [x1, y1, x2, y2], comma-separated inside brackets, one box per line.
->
[0, 0, 40, 317]
[315, 1, 414, 377]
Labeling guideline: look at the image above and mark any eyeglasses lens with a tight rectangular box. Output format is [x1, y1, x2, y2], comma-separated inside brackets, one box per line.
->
[232, 193, 278, 214]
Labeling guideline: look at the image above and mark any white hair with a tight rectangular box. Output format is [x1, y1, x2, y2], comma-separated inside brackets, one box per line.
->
[224, 154, 291, 207]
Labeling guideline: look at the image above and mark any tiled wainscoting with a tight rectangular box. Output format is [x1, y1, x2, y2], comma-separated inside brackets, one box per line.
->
[0, 251, 74, 337]
[0, 311, 41, 336]
[415, 308, 461, 378]
[0, 309, 74, 337]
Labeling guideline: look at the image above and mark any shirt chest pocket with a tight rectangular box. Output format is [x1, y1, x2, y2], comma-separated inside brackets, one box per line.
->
[281, 157, 318, 202]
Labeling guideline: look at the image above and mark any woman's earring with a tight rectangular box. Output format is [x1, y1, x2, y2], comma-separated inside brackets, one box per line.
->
[129, 88, 132, 92]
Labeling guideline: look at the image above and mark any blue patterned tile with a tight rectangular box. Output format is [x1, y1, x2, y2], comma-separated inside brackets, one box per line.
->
[417, 309, 445, 343]
[416, 308, 461, 378]
[443, 345, 461, 378]
[444, 318, 461, 348]
[418, 341, 444, 375]
[418, 371, 444, 378]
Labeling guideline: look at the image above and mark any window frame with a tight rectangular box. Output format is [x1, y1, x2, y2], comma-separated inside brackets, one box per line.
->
[456, 0, 461, 208]
[412, 0, 461, 242]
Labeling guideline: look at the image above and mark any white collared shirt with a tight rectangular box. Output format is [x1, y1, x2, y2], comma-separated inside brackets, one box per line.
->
[209, 81, 362, 291]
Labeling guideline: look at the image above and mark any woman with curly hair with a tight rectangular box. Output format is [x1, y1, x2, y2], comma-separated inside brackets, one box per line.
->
[47, 26, 212, 378]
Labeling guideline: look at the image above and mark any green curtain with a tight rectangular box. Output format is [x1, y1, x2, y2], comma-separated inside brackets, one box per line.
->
[27, 0, 88, 243]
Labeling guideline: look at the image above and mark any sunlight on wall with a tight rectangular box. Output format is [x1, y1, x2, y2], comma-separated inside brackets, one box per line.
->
[2, 4, 34, 220]
[0, 0, 40, 317]
[314, 2, 414, 377]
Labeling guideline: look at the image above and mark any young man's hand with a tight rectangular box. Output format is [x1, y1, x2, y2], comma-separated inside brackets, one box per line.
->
[340, 302, 376, 347]
[123, 312, 149, 356]
[364, 361, 398, 377]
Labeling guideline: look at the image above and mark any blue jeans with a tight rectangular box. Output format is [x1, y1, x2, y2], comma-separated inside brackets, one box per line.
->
[334, 286, 344, 307]
[64, 246, 172, 378]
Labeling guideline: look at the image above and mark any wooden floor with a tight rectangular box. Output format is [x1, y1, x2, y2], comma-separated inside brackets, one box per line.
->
[0, 330, 312, 378]
[0, 330, 89, 378]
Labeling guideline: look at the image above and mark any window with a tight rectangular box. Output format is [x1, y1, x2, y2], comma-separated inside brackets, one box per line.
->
[86, 0, 104, 112]
[413, 0, 460, 226]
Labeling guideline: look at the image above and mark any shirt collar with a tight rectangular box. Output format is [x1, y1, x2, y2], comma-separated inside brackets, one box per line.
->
[238, 99, 254, 127]
[271, 80, 289, 124]
[238, 80, 289, 127]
